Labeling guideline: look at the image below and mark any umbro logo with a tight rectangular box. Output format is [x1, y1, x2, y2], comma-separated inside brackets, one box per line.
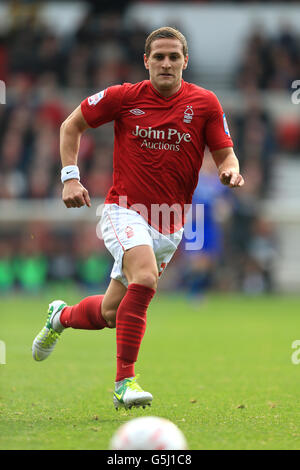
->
[129, 108, 145, 116]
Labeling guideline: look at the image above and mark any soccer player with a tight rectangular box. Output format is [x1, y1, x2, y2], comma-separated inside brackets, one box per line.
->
[32, 27, 244, 410]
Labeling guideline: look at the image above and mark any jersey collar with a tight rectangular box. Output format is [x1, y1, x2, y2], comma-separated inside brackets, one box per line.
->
[148, 79, 185, 101]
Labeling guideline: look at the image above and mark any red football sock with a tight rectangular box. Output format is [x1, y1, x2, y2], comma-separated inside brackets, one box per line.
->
[60, 295, 108, 330]
[115, 283, 155, 382]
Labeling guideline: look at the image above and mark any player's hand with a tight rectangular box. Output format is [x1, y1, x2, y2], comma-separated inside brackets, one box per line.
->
[62, 179, 91, 208]
[219, 170, 244, 188]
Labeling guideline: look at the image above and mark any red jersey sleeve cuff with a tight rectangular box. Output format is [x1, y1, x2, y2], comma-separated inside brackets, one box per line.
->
[208, 142, 233, 152]
[81, 100, 98, 128]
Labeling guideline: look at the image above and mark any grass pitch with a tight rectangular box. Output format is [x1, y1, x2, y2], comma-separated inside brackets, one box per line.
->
[1, 289, 300, 450]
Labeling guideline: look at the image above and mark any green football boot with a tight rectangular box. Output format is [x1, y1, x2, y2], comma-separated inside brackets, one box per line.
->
[32, 300, 67, 361]
[113, 376, 153, 410]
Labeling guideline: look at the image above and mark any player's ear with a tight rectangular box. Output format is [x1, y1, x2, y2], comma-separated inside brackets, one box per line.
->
[183, 55, 189, 70]
[144, 53, 149, 70]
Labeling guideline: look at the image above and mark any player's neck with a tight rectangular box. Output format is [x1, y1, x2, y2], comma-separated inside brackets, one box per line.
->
[150, 79, 183, 98]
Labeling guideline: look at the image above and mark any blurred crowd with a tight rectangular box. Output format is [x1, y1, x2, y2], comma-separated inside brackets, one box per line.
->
[1, 2, 298, 295]
[0, 223, 112, 293]
[0, 5, 151, 200]
[235, 22, 300, 92]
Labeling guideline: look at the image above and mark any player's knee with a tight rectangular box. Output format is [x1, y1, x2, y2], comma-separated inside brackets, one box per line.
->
[102, 308, 117, 328]
[106, 318, 116, 328]
[132, 270, 158, 290]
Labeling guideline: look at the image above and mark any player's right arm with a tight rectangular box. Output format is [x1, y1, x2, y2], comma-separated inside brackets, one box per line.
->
[60, 105, 91, 208]
[60, 85, 124, 208]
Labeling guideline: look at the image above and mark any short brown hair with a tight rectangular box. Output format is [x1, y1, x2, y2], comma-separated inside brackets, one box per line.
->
[145, 26, 188, 57]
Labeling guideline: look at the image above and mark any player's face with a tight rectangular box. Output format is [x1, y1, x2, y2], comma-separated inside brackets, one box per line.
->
[144, 38, 188, 97]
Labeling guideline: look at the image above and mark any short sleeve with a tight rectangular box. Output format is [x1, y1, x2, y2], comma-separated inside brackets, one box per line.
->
[204, 91, 233, 152]
[81, 85, 125, 128]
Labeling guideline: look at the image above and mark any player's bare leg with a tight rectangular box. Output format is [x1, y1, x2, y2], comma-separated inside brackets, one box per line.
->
[113, 245, 157, 409]
[122, 245, 158, 289]
[101, 279, 127, 328]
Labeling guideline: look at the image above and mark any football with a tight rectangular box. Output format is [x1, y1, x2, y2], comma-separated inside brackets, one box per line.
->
[109, 416, 188, 450]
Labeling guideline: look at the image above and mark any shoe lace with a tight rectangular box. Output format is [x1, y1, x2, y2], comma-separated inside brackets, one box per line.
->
[38, 328, 60, 348]
[126, 375, 143, 392]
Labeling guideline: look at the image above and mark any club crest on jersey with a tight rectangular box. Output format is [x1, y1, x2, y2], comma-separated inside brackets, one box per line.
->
[130, 108, 145, 116]
[223, 113, 230, 136]
[183, 105, 193, 123]
[88, 90, 105, 106]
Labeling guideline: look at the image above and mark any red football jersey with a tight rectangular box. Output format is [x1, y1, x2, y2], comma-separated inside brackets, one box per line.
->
[81, 80, 233, 233]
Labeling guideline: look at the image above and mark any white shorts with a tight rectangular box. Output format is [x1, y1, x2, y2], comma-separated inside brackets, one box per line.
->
[99, 204, 184, 287]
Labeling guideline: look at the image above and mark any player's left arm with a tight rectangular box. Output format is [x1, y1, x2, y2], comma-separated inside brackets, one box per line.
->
[211, 147, 244, 188]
